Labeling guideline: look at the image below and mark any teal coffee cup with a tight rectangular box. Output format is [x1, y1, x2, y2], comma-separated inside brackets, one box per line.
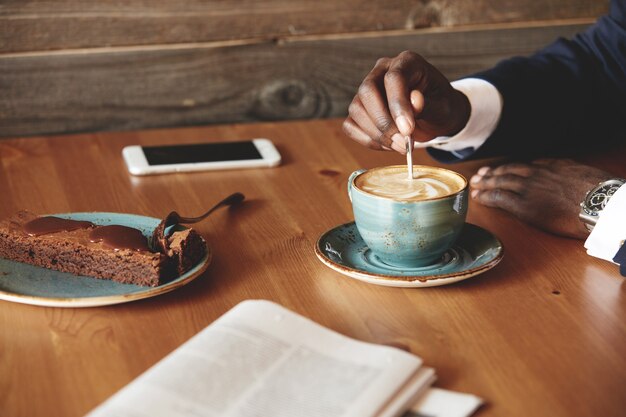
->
[348, 165, 468, 268]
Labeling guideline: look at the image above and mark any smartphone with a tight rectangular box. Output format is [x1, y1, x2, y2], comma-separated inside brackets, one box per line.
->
[122, 138, 281, 176]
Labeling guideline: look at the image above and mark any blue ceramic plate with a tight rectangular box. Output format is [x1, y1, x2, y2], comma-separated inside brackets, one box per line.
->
[315, 222, 503, 287]
[0, 212, 211, 307]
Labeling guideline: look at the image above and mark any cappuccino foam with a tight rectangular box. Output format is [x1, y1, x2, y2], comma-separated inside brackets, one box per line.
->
[355, 166, 465, 201]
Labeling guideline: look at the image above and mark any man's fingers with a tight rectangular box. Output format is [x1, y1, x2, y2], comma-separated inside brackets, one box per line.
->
[489, 163, 535, 177]
[342, 117, 384, 150]
[471, 163, 528, 206]
[348, 96, 387, 146]
[358, 59, 398, 146]
[471, 188, 523, 212]
[347, 96, 407, 154]
[471, 173, 527, 193]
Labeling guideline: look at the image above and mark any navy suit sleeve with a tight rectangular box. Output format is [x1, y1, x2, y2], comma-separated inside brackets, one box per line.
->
[429, 0, 626, 162]
[613, 243, 626, 277]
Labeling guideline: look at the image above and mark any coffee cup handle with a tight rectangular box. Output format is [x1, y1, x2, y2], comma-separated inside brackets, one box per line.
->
[347, 169, 367, 202]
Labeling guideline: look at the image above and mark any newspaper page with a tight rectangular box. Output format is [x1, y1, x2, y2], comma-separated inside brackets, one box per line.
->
[88, 300, 433, 417]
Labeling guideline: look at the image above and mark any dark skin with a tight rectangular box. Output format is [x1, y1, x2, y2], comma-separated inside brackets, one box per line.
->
[343, 50, 614, 239]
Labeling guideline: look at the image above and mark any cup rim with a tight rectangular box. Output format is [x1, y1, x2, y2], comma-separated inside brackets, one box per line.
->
[351, 165, 468, 202]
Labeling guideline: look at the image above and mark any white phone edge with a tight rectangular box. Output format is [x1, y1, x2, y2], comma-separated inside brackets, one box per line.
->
[122, 138, 281, 176]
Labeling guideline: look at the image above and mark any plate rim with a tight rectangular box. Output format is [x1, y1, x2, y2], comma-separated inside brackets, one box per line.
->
[314, 222, 503, 287]
[0, 212, 211, 308]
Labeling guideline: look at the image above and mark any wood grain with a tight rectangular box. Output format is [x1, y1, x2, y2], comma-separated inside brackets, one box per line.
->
[0, 22, 591, 138]
[0, 118, 625, 417]
[0, 0, 607, 52]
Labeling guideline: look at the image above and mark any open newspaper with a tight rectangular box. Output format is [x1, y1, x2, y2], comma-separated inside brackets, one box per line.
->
[88, 300, 477, 417]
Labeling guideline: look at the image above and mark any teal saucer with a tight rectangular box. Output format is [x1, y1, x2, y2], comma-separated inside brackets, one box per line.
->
[315, 222, 503, 287]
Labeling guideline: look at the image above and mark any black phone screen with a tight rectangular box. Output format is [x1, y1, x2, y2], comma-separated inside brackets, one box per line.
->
[142, 141, 262, 166]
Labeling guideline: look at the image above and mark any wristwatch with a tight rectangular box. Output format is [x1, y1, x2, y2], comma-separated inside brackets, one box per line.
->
[579, 178, 626, 232]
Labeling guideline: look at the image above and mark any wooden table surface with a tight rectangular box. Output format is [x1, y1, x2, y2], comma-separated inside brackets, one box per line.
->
[1, 119, 625, 417]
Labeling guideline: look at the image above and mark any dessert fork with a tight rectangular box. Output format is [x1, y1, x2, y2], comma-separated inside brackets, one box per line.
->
[151, 192, 245, 253]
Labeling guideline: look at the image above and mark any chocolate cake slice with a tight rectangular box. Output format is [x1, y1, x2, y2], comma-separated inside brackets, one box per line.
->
[0, 211, 206, 287]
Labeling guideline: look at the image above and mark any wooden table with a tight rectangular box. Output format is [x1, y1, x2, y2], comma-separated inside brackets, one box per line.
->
[1, 119, 625, 417]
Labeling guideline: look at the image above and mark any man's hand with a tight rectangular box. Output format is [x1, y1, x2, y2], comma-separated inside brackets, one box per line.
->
[342, 51, 471, 153]
[470, 159, 613, 239]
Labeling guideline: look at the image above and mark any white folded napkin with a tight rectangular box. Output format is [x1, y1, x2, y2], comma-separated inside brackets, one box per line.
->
[408, 387, 483, 417]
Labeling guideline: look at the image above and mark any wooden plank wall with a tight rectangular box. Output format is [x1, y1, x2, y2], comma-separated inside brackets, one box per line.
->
[0, 1, 608, 138]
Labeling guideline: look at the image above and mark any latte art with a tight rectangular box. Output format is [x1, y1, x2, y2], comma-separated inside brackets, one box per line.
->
[355, 166, 465, 201]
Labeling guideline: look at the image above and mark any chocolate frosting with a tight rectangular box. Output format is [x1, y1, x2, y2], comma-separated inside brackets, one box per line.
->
[89, 225, 151, 252]
[22, 215, 152, 252]
[23, 216, 95, 236]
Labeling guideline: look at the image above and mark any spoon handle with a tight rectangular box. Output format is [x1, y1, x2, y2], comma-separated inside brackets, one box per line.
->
[406, 137, 414, 180]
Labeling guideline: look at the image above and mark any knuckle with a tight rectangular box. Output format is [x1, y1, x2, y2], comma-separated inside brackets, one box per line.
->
[374, 116, 394, 135]
[492, 176, 506, 188]
[494, 174, 515, 187]
[399, 51, 421, 66]
[375, 57, 390, 67]
[347, 101, 360, 116]
[375, 131, 390, 146]
[482, 176, 496, 188]
[384, 69, 403, 84]
[491, 165, 507, 175]
[477, 190, 492, 204]
[489, 188, 503, 203]
[357, 81, 376, 100]
[398, 50, 418, 60]
[342, 119, 353, 136]
[518, 166, 534, 177]
[495, 163, 534, 177]
[492, 164, 513, 174]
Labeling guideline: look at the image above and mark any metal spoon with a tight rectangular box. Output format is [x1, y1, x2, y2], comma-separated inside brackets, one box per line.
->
[406, 136, 414, 180]
[151, 192, 245, 253]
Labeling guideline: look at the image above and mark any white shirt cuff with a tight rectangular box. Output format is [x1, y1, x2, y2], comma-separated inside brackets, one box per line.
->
[584, 185, 626, 263]
[423, 78, 502, 157]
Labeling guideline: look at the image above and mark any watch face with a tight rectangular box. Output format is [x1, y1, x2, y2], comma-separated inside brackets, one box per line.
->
[585, 183, 622, 215]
